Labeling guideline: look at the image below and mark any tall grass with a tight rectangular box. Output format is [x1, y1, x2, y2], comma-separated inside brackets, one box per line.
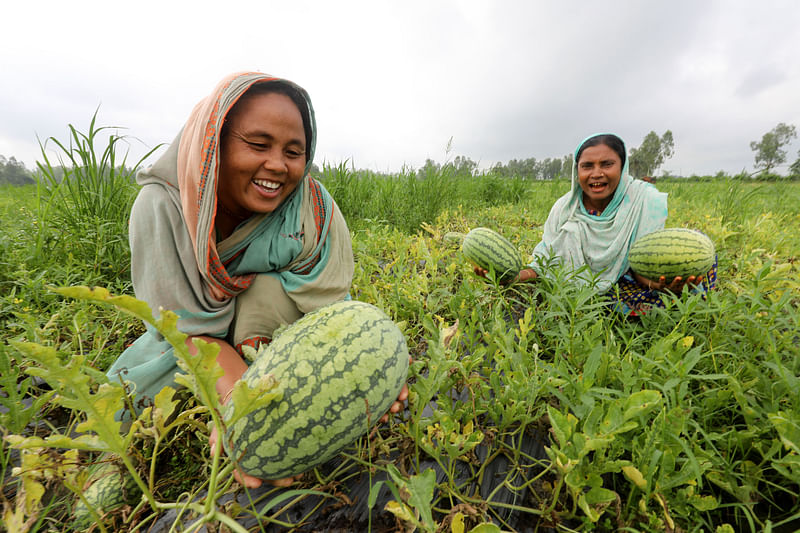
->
[33, 109, 162, 283]
[318, 162, 538, 233]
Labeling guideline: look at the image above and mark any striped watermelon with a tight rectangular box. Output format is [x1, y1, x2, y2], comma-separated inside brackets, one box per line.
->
[74, 461, 139, 522]
[223, 300, 409, 480]
[628, 228, 715, 281]
[462, 227, 522, 281]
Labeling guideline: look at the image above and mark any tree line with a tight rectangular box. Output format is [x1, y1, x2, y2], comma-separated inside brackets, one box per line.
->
[0, 155, 34, 185]
[415, 130, 676, 180]
[3, 125, 799, 186]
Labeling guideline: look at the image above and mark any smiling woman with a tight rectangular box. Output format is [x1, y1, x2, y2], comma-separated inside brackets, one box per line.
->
[104, 72, 369, 486]
[476, 133, 717, 315]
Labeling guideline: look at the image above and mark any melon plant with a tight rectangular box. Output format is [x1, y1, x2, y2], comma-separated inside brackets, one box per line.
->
[223, 300, 409, 480]
[628, 228, 715, 281]
[461, 227, 522, 281]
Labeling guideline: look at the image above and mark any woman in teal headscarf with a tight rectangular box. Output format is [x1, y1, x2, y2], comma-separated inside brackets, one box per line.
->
[106, 72, 408, 486]
[476, 133, 716, 314]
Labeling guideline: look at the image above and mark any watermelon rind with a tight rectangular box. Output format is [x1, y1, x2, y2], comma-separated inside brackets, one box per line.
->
[628, 228, 715, 281]
[461, 227, 522, 281]
[223, 300, 409, 480]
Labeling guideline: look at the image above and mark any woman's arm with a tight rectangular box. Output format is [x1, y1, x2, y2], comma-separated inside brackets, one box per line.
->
[191, 335, 295, 489]
[473, 266, 539, 283]
[185, 335, 248, 397]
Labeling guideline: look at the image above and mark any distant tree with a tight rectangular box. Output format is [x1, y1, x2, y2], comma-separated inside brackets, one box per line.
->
[750, 123, 797, 174]
[561, 154, 574, 178]
[538, 158, 563, 180]
[790, 149, 800, 178]
[0, 155, 35, 185]
[417, 158, 441, 178]
[628, 130, 675, 178]
[449, 155, 477, 176]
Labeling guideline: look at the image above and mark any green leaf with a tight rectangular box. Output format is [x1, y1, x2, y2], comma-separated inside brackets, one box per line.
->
[10, 341, 127, 454]
[548, 406, 577, 445]
[173, 336, 224, 408]
[223, 374, 282, 427]
[622, 390, 662, 421]
[768, 411, 800, 454]
[386, 464, 437, 530]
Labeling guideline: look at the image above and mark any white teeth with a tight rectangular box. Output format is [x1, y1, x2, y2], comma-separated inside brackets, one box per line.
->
[254, 179, 281, 190]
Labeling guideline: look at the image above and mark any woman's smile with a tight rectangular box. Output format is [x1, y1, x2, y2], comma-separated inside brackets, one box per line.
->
[252, 178, 284, 196]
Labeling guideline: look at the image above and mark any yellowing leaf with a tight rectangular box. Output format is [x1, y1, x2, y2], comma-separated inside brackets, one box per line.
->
[451, 511, 466, 533]
[468, 524, 503, 533]
[441, 319, 460, 349]
[385, 500, 417, 524]
[463, 420, 474, 435]
[622, 465, 648, 489]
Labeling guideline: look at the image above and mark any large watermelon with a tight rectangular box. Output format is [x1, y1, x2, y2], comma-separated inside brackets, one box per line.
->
[628, 228, 715, 281]
[461, 227, 522, 281]
[223, 300, 409, 480]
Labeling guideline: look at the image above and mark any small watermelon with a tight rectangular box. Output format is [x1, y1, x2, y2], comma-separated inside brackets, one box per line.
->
[74, 461, 140, 523]
[461, 227, 522, 281]
[443, 231, 466, 245]
[628, 228, 715, 281]
[223, 300, 409, 480]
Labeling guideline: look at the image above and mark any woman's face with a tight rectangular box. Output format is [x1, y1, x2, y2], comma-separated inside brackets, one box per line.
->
[217, 92, 307, 218]
[577, 143, 622, 212]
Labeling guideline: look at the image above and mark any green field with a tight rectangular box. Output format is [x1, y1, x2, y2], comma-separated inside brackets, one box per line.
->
[1, 171, 799, 532]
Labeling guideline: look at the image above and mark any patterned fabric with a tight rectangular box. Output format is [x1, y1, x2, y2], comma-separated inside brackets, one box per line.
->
[107, 72, 353, 412]
[236, 336, 272, 355]
[608, 256, 718, 316]
[530, 133, 668, 291]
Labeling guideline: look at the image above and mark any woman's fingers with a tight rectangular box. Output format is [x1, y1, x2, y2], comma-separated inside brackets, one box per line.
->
[233, 468, 264, 488]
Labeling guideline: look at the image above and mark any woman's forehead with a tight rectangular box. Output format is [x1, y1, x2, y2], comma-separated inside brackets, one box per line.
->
[579, 144, 620, 161]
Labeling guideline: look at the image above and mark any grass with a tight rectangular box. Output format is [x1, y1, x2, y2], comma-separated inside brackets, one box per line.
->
[1, 117, 799, 532]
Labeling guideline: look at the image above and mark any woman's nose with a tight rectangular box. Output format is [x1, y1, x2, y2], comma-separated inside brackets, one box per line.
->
[261, 149, 287, 172]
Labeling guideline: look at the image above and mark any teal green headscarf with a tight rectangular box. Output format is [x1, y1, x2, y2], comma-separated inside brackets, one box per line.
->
[530, 133, 668, 290]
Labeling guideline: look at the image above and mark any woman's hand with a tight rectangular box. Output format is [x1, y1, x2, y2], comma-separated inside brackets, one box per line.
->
[634, 272, 704, 293]
[380, 372, 410, 424]
[473, 266, 538, 283]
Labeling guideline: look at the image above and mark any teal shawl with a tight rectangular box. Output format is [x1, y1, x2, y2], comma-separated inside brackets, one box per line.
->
[530, 133, 668, 291]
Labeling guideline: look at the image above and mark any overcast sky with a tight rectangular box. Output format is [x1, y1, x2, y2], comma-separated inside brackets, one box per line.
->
[2, 0, 800, 177]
